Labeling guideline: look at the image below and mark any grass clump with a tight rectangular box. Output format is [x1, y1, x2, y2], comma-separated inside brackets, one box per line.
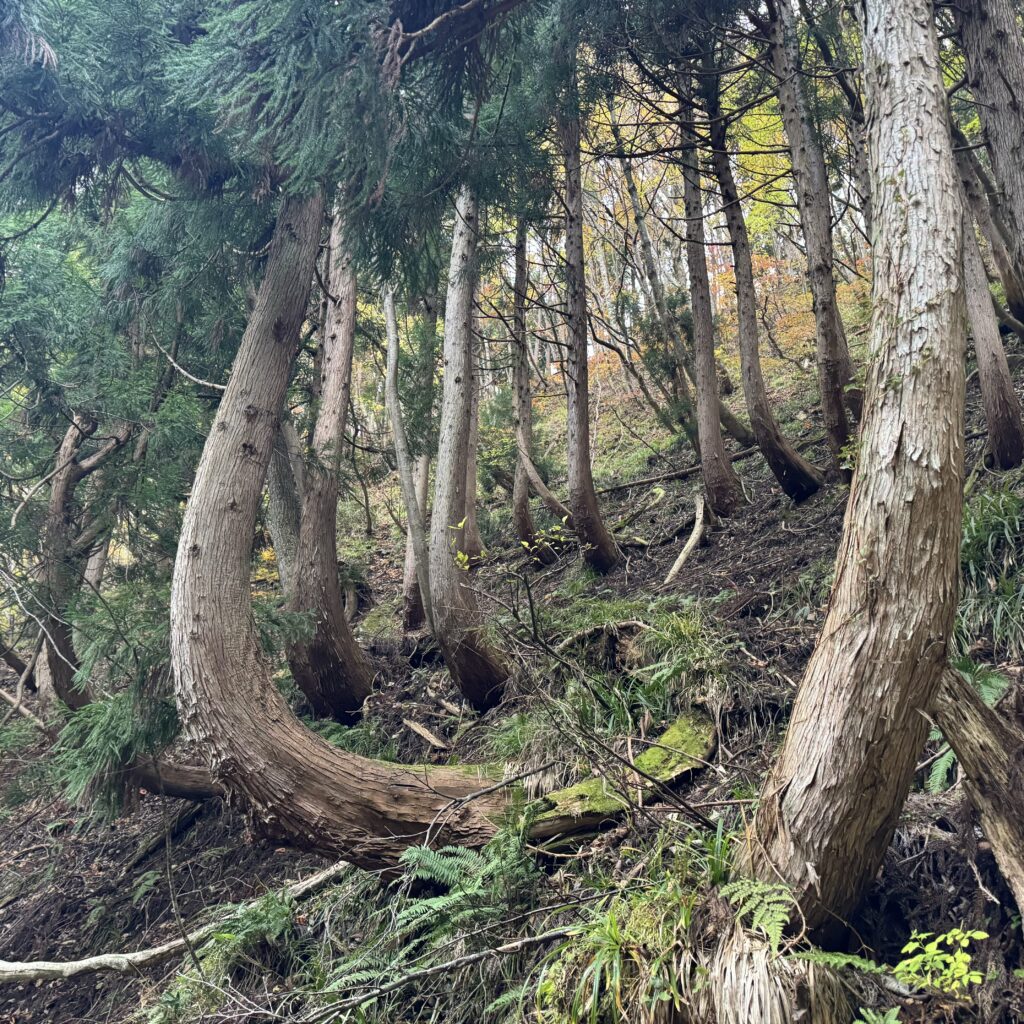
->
[957, 485, 1024, 660]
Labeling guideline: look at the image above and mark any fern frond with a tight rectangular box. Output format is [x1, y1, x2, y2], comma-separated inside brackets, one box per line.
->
[720, 879, 794, 953]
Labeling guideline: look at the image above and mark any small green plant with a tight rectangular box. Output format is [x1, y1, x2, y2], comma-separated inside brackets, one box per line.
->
[536, 871, 700, 1024]
[719, 879, 795, 954]
[892, 927, 988, 996]
[924, 658, 1008, 793]
[147, 891, 299, 1023]
[855, 1009, 901, 1024]
[957, 486, 1024, 659]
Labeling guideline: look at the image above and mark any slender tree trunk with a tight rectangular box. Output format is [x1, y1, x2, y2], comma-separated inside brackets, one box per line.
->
[558, 96, 620, 572]
[705, 71, 824, 503]
[428, 186, 507, 710]
[511, 220, 557, 562]
[679, 83, 743, 516]
[962, 209, 1024, 469]
[609, 109, 699, 454]
[934, 668, 1024, 913]
[953, 138, 1024, 323]
[739, 0, 967, 935]
[767, 0, 858, 460]
[462, 330, 485, 564]
[266, 417, 305, 595]
[39, 418, 98, 712]
[401, 453, 430, 630]
[959, 0, 1024, 288]
[285, 215, 374, 721]
[795, 0, 872, 241]
[170, 191, 506, 869]
[385, 290, 434, 634]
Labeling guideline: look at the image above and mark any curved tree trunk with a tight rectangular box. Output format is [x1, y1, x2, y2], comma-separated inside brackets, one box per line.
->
[558, 97, 620, 573]
[285, 214, 375, 721]
[962, 208, 1024, 469]
[739, 0, 967, 936]
[511, 219, 557, 563]
[427, 185, 508, 710]
[679, 82, 743, 517]
[959, 0, 1024, 291]
[170, 190, 505, 869]
[767, 0, 858, 461]
[385, 289, 434, 634]
[705, 71, 824, 503]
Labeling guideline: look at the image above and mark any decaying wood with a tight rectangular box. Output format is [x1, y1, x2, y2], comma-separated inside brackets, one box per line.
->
[934, 668, 1024, 912]
[554, 619, 650, 654]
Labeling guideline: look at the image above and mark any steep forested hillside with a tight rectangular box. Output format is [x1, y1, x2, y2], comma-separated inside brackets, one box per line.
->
[1, 1, 1023, 1022]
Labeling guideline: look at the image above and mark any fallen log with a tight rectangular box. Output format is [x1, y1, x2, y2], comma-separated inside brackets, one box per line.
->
[598, 434, 825, 495]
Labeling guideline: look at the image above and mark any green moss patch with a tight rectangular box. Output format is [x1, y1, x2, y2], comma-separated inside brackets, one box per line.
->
[529, 712, 716, 840]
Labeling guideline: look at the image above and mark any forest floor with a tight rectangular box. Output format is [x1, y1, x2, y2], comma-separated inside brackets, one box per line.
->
[2, 360, 1024, 1023]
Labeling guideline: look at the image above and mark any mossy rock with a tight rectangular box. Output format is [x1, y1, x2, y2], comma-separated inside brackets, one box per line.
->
[528, 713, 716, 840]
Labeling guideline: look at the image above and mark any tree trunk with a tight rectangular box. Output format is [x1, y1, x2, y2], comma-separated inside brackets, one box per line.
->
[767, 0, 858, 462]
[795, 0, 872, 241]
[39, 418, 99, 712]
[679, 83, 743, 517]
[402, 453, 430, 630]
[704, 70, 824, 503]
[266, 417, 305, 595]
[953, 137, 1024, 324]
[958, 0, 1024, 292]
[170, 190, 506, 869]
[962, 208, 1024, 469]
[934, 668, 1024, 913]
[609, 108, 699, 454]
[427, 185, 508, 710]
[385, 289, 434, 634]
[512, 219, 557, 563]
[462, 328, 485, 564]
[558, 97, 620, 573]
[285, 214, 375, 721]
[739, 0, 967, 936]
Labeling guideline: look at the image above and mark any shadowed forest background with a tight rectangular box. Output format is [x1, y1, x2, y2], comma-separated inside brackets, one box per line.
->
[1, 0, 1024, 1021]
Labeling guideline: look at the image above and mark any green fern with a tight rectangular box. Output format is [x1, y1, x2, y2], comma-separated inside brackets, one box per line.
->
[926, 745, 957, 794]
[720, 879, 794, 953]
[790, 949, 888, 975]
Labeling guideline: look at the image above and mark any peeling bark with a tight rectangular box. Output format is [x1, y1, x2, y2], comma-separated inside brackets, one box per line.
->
[740, 0, 967, 936]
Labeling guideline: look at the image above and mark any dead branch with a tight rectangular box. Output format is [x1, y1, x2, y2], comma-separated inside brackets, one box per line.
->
[0, 861, 349, 985]
[664, 495, 708, 584]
